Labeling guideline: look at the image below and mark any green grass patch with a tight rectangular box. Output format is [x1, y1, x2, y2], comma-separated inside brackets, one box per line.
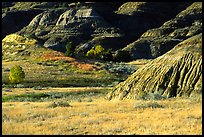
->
[2, 59, 128, 88]
[2, 93, 50, 102]
[2, 89, 110, 102]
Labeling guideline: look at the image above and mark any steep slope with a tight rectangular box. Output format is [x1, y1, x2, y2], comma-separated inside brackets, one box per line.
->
[16, 3, 122, 53]
[106, 33, 202, 100]
[2, 34, 98, 71]
[113, 2, 192, 41]
[76, 2, 192, 54]
[122, 2, 202, 60]
[2, 2, 72, 39]
[2, 2, 192, 56]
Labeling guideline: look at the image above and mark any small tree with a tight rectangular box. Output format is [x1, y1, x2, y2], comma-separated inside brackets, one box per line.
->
[86, 48, 96, 58]
[86, 44, 106, 59]
[65, 42, 75, 57]
[9, 65, 25, 84]
[94, 45, 105, 56]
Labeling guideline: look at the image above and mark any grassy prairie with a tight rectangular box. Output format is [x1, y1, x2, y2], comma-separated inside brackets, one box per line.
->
[2, 87, 202, 135]
[2, 34, 202, 135]
[2, 34, 129, 88]
[2, 59, 127, 87]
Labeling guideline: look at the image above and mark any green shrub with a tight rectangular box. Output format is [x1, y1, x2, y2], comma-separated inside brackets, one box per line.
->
[94, 44, 105, 55]
[2, 93, 50, 102]
[86, 48, 96, 58]
[65, 42, 75, 57]
[86, 44, 112, 60]
[9, 65, 25, 84]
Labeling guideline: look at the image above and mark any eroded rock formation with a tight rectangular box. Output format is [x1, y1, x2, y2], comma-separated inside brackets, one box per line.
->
[106, 33, 202, 100]
[123, 2, 202, 60]
[2, 2, 194, 57]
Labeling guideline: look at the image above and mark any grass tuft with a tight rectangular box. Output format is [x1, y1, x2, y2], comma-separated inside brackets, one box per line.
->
[133, 101, 165, 109]
[48, 101, 71, 108]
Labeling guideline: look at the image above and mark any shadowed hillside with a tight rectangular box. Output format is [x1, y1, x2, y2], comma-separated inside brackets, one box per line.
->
[2, 2, 194, 59]
[122, 2, 202, 60]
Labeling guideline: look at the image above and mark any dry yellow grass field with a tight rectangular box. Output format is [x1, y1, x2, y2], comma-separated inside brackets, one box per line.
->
[2, 88, 202, 135]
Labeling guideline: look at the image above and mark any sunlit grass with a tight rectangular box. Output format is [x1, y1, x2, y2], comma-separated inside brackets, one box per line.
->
[2, 60, 126, 87]
[2, 88, 202, 135]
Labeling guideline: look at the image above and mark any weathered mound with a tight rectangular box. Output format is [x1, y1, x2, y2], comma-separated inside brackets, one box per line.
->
[2, 34, 38, 44]
[122, 2, 202, 60]
[2, 2, 72, 39]
[106, 33, 202, 100]
[2, 34, 99, 71]
[3, 2, 192, 54]
[17, 4, 122, 53]
[76, 2, 192, 54]
[2, 2, 200, 60]
[112, 2, 192, 42]
[2, 34, 40, 60]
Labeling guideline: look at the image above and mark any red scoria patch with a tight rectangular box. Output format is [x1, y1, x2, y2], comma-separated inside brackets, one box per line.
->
[41, 51, 99, 71]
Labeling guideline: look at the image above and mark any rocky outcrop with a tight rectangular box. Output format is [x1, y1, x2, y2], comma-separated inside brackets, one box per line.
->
[45, 6, 122, 52]
[76, 2, 193, 54]
[2, 34, 39, 60]
[51, 7, 111, 38]
[16, 4, 122, 52]
[2, 2, 200, 58]
[106, 33, 202, 100]
[2, 2, 71, 39]
[123, 2, 202, 60]
[18, 9, 66, 37]
[112, 2, 192, 42]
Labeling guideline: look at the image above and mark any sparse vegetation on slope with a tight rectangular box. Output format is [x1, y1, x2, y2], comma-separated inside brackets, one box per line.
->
[123, 2, 202, 60]
[2, 33, 130, 88]
[106, 33, 202, 100]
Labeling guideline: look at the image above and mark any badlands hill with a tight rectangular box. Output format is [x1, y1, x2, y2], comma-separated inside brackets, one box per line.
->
[3, 2, 200, 60]
[106, 33, 202, 100]
[2, 2, 202, 99]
